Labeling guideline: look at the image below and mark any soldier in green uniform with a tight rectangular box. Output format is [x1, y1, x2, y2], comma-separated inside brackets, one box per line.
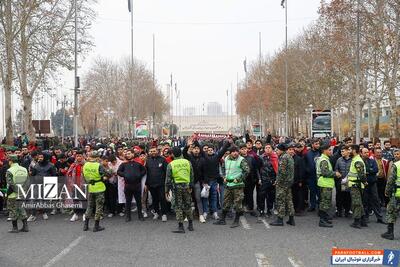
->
[214, 146, 250, 228]
[271, 143, 295, 226]
[348, 144, 367, 229]
[316, 144, 341, 228]
[83, 151, 107, 232]
[6, 154, 29, 233]
[165, 147, 194, 233]
[381, 149, 400, 240]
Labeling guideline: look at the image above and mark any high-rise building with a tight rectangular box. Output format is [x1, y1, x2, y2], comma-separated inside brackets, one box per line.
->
[207, 102, 222, 116]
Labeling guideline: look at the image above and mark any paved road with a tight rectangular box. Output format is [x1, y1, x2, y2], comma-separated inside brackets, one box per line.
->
[0, 211, 398, 267]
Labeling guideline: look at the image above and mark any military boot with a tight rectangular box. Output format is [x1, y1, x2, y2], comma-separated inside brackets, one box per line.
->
[213, 210, 227, 225]
[230, 213, 241, 228]
[319, 217, 333, 228]
[286, 216, 295, 226]
[360, 217, 368, 227]
[9, 220, 19, 233]
[188, 220, 194, 231]
[93, 220, 105, 232]
[172, 222, 185, 233]
[20, 219, 29, 232]
[350, 218, 361, 229]
[381, 223, 394, 240]
[83, 218, 89, 231]
[270, 217, 284, 226]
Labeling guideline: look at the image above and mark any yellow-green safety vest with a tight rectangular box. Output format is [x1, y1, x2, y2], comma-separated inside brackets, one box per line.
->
[225, 156, 244, 187]
[83, 161, 105, 193]
[316, 154, 334, 188]
[7, 163, 28, 199]
[348, 155, 366, 189]
[394, 161, 400, 198]
[170, 158, 191, 184]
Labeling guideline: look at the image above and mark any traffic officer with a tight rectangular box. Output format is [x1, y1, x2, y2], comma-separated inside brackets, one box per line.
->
[83, 151, 107, 232]
[6, 154, 29, 233]
[348, 145, 367, 229]
[316, 144, 341, 228]
[165, 147, 194, 233]
[381, 149, 400, 240]
[270, 143, 295, 226]
[214, 146, 250, 228]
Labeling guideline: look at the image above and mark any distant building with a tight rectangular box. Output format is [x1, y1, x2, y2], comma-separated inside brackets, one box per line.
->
[183, 107, 196, 116]
[207, 102, 223, 116]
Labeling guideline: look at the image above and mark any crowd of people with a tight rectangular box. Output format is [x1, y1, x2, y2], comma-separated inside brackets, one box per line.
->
[0, 133, 399, 239]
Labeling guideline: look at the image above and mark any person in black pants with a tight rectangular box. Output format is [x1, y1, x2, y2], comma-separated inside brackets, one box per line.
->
[105, 155, 119, 217]
[257, 144, 277, 218]
[117, 150, 146, 222]
[146, 147, 168, 221]
[291, 144, 306, 215]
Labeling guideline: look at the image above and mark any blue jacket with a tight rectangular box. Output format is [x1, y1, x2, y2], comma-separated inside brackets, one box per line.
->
[305, 149, 320, 180]
[364, 158, 378, 184]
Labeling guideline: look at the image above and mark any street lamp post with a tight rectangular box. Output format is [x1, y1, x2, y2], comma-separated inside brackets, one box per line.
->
[355, 0, 361, 144]
[281, 0, 289, 137]
[73, 0, 80, 147]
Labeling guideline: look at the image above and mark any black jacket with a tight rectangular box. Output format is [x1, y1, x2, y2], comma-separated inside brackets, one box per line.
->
[259, 154, 276, 183]
[183, 145, 205, 184]
[293, 154, 306, 184]
[202, 141, 230, 183]
[243, 155, 259, 183]
[31, 162, 57, 177]
[146, 156, 167, 188]
[117, 160, 146, 185]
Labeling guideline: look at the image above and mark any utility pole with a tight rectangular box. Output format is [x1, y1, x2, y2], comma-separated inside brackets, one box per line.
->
[73, 0, 79, 147]
[226, 89, 229, 132]
[152, 34, 155, 138]
[284, 0, 289, 137]
[61, 95, 66, 144]
[355, 0, 361, 144]
[129, 0, 134, 138]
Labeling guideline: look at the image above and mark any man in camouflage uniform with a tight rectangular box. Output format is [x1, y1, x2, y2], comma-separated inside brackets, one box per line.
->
[83, 151, 107, 232]
[165, 147, 194, 233]
[381, 149, 400, 240]
[316, 144, 342, 228]
[6, 155, 29, 233]
[271, 143, 295, 226]
[348, 145, 367, 229]
[214, 146, 250, 228]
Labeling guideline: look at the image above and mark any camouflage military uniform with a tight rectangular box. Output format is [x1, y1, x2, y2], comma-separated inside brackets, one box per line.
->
[318, 160, 336, 213]
[6, 170, 27, 221]
[385, 164, 400, 224]
[275, 152, 295, 218]
[165, 161, 194, 223]
[222, 156, 250, 213]
[84, 164, 106, 221]
[350, 161, 366, 220]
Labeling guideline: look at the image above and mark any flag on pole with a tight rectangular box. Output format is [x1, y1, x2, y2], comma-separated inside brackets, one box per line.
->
[128, 0, 132, 12]
[281, 0, 286, 8]
[243, 58, 247, 73]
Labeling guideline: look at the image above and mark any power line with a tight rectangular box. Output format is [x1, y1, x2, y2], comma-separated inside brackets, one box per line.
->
[96, 16, 316, 25]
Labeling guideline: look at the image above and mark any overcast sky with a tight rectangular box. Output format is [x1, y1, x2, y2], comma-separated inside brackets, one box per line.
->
[62, 0, 322, 115]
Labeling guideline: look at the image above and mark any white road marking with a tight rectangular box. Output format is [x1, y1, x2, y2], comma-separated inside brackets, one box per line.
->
[255, 253, 273, 267]
[261, 219, 270, 229]
[240, 216, 251, 230]
[288, 257, 304, 267]
[43, 235, 84, 267]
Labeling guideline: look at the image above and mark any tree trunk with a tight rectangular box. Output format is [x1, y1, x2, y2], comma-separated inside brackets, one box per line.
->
[22, 94, 35, 141]
[374, 100, 380, 138]
[4, 0, 14, 145]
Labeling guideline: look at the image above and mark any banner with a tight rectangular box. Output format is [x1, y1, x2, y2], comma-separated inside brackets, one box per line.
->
[134, 120, 149, 138]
